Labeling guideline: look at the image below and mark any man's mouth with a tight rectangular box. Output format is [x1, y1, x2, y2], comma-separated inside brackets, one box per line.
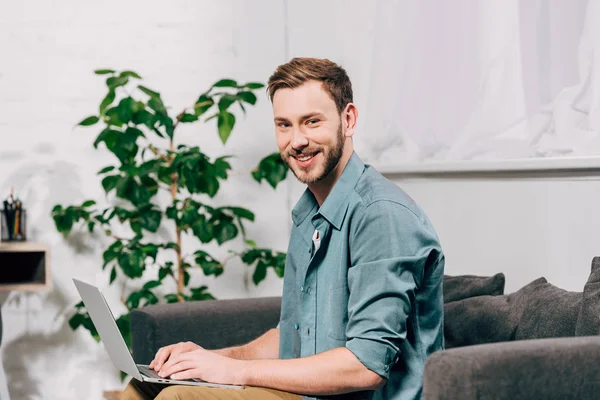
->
[292, 151, 319, 168]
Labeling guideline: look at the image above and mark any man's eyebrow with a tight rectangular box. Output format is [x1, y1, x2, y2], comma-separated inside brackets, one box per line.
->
[274, 112, 326, 123]
[300, 112, 326, 121]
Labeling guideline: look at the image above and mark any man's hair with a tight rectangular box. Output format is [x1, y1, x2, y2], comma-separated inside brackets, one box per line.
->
[267, 57, 353, 114]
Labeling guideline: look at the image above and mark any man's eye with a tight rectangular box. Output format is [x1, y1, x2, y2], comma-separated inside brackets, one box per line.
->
[278, 122, 290, 128]
[307, 119, 319, 125]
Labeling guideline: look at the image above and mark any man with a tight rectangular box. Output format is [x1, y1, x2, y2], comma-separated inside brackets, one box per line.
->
[122, 57, 444, 400]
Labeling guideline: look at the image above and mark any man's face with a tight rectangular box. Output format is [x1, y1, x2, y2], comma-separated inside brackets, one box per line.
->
[272, 81, 345, 185]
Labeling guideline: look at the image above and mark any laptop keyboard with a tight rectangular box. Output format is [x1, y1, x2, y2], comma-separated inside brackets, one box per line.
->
[137, 365, 162, 379]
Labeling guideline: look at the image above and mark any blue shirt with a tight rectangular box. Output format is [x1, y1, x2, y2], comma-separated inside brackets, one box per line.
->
[278, 152, 445, 400]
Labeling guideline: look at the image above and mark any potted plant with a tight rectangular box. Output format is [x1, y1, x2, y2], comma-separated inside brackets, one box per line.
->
[51, 69, 288, 352]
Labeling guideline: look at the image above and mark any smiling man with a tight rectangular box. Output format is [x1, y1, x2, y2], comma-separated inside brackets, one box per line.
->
[122, 58, 445, 400]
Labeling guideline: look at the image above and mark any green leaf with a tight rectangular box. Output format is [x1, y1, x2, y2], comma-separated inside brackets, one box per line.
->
[183, 270, 190, 286]
[189, 286, 216, 301]
[243, 82, 264, 89]
[158, 267, 172, 281]
[98, 166, 115, 174]
[253, 153, 288, 189]
[69, 313, 85, 330]
[213, 79, 238, 88]
[78, 116, 99, 126]
[99, 90, 116, 115]
[120, 70, 142, 79]
[214, 222, 238, 245]
[164, 294, 179, 303]
[115, 97, 139, 124]
[106, 76, 129, 89]
[143, 280, 161, 290]
[164, 242, 179, 250]
[109, 267, 117, 284]
[192, 217, 213, 243]
[245, 239, 257, 248]
[138, 85, 160, 97]
[213, 157, 232, 179]
[237, 91, 257, 105]
[194, 94, 214, 116]
[194, 250, 223, 277]
[119, 250, 144, 279]
[87, 221, 95, 233]
[252, 260, 268, 285]
[81, 200, 96, 208]
[101, 175, 120, 193]
[140, 209, 162, 232]
[93, 128, 118, 149]
[148, 97, 167, 116]
[95, 69, 115, 75]
[179, 113, 198, 123]
[218, 94, 238, 111]
[226, 207, 255, 221]
[104, 107, 124, 127]
[217, 111, 236, 144]
[132, 109, 155, 129]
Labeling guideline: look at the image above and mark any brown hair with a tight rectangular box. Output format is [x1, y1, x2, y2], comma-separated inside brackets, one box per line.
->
[267, 57, 353, 114]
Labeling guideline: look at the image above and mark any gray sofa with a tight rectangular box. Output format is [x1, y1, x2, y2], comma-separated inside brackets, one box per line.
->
[131, 260, 600, 400]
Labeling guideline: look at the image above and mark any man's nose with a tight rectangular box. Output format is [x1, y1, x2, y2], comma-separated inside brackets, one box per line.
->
[290, 127, 309, 151]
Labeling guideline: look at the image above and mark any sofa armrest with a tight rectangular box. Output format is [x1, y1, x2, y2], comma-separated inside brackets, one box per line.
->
[423, 336, 600, 400]
[130, 296, 281, 364]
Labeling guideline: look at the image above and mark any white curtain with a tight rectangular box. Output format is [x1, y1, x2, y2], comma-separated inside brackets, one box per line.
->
[361, 0, 599, 164]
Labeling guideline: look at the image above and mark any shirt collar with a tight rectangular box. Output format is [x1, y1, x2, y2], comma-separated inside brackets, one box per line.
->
[291, 152, 365, 229]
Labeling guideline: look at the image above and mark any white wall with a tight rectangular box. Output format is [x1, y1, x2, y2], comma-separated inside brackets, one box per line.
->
[389, 172, 600, 294]
[1, 1, 599, 399]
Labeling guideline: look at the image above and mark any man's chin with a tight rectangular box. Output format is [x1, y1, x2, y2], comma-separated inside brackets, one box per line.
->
[291, 167, 323, 185]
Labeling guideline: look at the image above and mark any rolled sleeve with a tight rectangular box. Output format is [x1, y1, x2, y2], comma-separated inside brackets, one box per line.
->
[345, 200, 441, 379]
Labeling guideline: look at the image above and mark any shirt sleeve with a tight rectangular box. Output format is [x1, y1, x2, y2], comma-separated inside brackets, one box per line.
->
[345, 200, 442, 379]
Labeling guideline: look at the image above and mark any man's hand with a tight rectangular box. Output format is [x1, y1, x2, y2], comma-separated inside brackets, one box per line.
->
[149, 341, 201, 371]
[157, 347, 246, 385]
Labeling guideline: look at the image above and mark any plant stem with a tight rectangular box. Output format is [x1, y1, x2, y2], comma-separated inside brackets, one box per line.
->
[169, 138, 185, 302]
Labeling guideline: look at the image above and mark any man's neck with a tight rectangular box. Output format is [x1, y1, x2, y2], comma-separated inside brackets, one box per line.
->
[308, 148, 353, 207]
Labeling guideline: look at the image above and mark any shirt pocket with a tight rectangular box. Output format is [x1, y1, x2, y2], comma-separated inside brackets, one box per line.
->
[327, 282, 349, 341]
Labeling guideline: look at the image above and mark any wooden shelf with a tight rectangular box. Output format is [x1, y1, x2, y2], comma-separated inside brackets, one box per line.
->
[0, 242, 50, 292]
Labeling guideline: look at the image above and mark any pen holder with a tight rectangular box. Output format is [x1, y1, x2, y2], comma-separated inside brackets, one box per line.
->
[1, 208, 27, 241]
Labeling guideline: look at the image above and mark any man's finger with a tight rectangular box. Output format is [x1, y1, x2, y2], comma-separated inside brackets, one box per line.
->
[159, 351, 189, 372]
[159, 360, 197, 379]
[154, 345, 174, 370]
[171, 368, 200, 381]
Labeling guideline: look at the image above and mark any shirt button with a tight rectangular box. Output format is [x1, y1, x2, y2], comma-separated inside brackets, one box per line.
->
[307, 328, 310, 336]
[300, 286, 304, 292]
[308, 247, 312, 254]
[295, 323, 299, 330]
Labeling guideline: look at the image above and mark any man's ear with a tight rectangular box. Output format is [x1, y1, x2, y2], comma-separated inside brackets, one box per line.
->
[343, 103, 358, 138]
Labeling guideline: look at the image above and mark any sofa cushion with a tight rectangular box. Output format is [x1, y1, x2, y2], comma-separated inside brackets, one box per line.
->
[443, 273, 506, 303]
[515, 281, 581, 340]
[444, 277, 546, 348]
[575, 257, 600, 336]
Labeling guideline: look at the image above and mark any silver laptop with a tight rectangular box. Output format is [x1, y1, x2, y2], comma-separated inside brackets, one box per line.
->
[73, 279, 243, 389]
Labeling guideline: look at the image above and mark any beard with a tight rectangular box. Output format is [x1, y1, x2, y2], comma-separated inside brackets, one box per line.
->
[282, 121, 345, 185]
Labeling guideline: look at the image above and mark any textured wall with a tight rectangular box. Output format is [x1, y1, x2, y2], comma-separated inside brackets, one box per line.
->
[0, 1, 290, 398]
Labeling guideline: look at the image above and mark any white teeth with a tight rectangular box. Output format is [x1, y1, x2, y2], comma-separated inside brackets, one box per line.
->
[297, 154, 314, 162]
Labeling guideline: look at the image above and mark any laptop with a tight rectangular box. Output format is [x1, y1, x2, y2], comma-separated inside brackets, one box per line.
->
[73, 279, 243, 389]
